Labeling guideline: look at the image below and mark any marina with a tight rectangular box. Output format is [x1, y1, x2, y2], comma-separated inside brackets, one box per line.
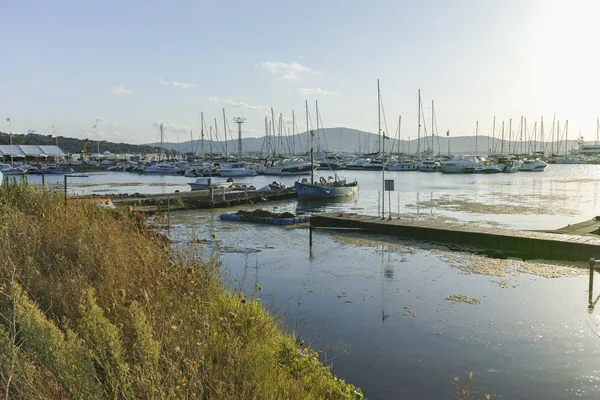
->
[5, 1, 599, 398]
[105, 163, 600, 399]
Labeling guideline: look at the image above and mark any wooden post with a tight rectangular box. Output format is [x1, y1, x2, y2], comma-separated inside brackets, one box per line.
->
[42, 174, 46, 189]
[309, 220, 313, 249]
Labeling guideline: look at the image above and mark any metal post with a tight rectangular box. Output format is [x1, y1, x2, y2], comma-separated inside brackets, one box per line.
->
[64, 175, 68, 207]
[388, 190, 392, 220]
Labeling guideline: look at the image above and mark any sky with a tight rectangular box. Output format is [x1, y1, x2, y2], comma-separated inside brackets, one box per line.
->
[1, 0, 598, 145]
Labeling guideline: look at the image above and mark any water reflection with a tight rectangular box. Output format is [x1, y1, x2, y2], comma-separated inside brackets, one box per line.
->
[588, 259, 600, 313]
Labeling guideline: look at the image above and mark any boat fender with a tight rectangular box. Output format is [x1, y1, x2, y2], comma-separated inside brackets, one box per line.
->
[319, 177, 326, 185]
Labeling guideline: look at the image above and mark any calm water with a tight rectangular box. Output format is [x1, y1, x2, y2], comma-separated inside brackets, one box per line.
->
[27, 165, 600, 398]
[37, 163, 600, 230]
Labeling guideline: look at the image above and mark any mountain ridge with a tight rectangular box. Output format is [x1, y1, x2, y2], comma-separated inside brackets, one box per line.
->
[148, 127, 581, 156]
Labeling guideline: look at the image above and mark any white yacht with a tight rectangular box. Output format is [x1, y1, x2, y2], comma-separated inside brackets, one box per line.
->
[345, 157, 368, 170]
[416, 159, 440, 172]
[0, 163, 26, 175]
[216, 162, 257, 177]
[261, 158, 317, 176]
[519, 158, 547, 172]
[143, 163, 184, 175]
[389, 160, 418, 171]
[188, 177, 233, 191]
[439, 155, 482, 174]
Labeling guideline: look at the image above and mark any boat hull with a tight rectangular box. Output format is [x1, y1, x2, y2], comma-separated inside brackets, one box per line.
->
[189, 182, 232, 191]
[217, 169, 257, 177]
[389, 164, 418, 171]
[294, 181, 358, 199]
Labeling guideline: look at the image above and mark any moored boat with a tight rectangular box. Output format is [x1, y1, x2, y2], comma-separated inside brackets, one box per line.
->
[439, 155, 482, 174]
[389, 160, 418, 171]
[416, 159, 440, 172]
[216, 162, 257, 177]
[519, 158, 547, 172]
[295, 175, 358, 199]
[261, 157, 317, 176]
[0, 163, 26, 175]
[188, 177, 233, 191]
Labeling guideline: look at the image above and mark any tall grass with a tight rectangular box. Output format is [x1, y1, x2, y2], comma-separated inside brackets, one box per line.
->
[0, 183, 362, 399]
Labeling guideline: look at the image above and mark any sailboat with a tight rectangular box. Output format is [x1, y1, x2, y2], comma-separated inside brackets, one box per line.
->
[294, 101, 358, 199]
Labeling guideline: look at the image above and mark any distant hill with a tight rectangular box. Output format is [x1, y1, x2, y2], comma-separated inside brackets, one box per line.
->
[149, 127, 581, 156]
[0, 132, 161, 155]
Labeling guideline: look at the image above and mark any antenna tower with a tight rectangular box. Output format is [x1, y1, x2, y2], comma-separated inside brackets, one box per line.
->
[233, 117, 246, 159]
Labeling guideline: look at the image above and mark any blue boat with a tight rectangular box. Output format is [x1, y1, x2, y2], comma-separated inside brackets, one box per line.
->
[295, 103, 358, 200]
[294, 176, 358, 199]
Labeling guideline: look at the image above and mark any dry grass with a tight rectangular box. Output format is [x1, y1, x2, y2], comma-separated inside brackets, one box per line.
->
[0, 183, 362, 399]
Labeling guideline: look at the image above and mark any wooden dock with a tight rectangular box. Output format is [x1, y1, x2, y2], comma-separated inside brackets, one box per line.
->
[310, 212, 600, 261]
[110, 187, 297, 213]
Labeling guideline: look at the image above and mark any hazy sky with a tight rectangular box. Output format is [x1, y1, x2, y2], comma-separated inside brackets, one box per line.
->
[1, 0, 598, 144]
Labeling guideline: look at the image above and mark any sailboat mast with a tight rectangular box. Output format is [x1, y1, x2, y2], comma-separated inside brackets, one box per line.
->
[378, 80, 381, 155]
[491, 116, 495, 154]
[312, 101, 317, 185]
[214, 118, 220, 156]
[508, 118, 512, 154]
[159, 122, 164, 162]
[279, 113, 283, 156]
[398, 115, 402, 154]
[431, 100, 435, 154]
[270, 108, 276, 157]
[305, 100, 309, 154]
[209, 126, 213, 178]
[550, 113, 556, 155]
[378, 79, 385, 219]
[540, 117, 544, 155]
[596, 117, 599, 145]
[519, 116, 523, 154]
[532, 122, 537, 154]
[222, 109, 228, 157]
[501, 121, 505, 154]
[565, 120, 569, 155]
[556, 120, 560, 156]
[315, 101, 320, 159]
[200, 112, 205, 162]
[475, 121, 479, 155]
[417, 89, 421, 156]
[292, 110, 295, 155]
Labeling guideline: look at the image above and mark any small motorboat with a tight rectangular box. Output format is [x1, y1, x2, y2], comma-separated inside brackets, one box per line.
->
[188, 177, 233, 191]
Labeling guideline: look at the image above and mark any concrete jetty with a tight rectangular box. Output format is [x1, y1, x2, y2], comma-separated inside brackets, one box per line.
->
[310, 212, 600, 261]
[111, 187, 297, 213]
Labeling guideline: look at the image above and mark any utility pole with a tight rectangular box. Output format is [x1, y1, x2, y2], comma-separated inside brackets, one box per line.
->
[233, 117, 246, 160]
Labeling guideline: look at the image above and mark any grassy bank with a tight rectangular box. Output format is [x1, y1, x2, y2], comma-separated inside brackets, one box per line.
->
[0, 184, 362, 399]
